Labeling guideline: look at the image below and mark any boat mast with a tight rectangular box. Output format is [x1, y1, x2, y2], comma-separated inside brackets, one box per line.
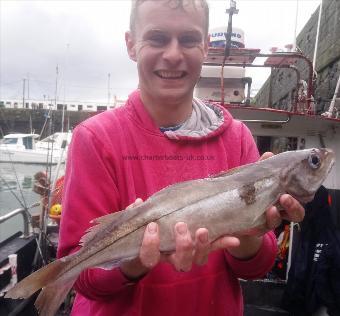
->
[54, 65, 59, 113]
[22, 78, 26, 109]
[107, 73, 111, 107]
[26, 72, 30, 100]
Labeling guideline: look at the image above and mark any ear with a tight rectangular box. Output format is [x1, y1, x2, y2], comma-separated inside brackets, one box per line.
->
[125, 31, 137, 62]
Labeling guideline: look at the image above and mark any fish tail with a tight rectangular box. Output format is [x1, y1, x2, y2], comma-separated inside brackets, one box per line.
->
[5, 256, 71, 300]
[35, 274, 78, 316]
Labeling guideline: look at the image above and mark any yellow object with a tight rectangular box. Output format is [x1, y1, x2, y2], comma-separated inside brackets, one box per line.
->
[50, 204, 62, 216]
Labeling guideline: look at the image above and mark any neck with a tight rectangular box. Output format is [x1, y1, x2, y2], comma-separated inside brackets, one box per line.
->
[140, 90, 193, 127]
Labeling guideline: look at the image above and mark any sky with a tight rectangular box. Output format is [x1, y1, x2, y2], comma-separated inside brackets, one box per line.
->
[0, 0, 320, 103]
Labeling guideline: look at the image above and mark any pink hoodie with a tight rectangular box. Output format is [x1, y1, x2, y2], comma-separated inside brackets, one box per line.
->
[58, 90, 277, 316]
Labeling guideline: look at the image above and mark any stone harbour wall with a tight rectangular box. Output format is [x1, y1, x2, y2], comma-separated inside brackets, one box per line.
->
[0, 108, 96, 137]
[254, 0, 340, 113]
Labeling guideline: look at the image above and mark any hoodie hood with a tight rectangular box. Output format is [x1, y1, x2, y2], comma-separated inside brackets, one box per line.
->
[163, 97, 224, 140]
[126, 90, 233, 142]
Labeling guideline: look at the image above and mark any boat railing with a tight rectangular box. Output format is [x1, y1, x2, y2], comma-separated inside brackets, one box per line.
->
[0, 202, 39, 238]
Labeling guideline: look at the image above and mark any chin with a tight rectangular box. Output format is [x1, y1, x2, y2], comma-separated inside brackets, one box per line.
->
[159, 90, 191, 102]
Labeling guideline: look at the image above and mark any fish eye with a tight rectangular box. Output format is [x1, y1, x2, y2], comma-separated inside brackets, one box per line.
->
[308, 153, 321, 169]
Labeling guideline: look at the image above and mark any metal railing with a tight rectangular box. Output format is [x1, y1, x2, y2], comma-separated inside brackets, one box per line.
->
[0, 202, 40, 238]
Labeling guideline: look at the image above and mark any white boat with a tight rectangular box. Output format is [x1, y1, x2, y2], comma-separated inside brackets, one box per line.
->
[0, 132, 72, 164]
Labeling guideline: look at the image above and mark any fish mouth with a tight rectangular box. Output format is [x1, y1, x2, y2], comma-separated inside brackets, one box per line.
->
[154, 70, 187, 79]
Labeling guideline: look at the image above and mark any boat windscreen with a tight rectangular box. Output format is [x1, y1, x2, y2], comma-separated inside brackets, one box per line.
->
[2, 138, 18, 145]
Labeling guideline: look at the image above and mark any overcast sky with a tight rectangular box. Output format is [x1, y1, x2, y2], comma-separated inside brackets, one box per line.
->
[0, 0, 320, 103]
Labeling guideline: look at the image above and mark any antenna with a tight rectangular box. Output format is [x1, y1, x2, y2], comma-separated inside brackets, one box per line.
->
[221, 0, 239, 105]
[224, 0, 239, 61]
[293, 0, 299, 50]
[313, 0, 323, 70]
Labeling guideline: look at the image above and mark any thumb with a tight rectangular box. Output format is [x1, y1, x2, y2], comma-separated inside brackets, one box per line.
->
[259, 152, 274, 161]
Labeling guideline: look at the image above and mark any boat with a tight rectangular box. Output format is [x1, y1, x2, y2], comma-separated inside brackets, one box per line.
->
[0, 132, 72, 164]
[194, 1, 340, 315]
[1, 1, 339, 315]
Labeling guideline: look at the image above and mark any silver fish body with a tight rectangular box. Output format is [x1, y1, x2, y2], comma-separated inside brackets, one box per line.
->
[5, 148, 335, 315]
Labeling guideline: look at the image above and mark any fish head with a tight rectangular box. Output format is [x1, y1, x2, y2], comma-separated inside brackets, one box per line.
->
[279, 148, 335, 204]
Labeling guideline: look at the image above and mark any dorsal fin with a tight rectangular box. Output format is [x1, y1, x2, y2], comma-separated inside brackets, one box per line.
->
[80, 209, 126, 246]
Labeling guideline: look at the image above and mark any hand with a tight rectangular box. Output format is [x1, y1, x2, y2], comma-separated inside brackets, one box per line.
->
[259, 152, 305, 233]
[159, 223, 239, 272]
[226, 152, 306, 259]
[120, 199, 240, 278]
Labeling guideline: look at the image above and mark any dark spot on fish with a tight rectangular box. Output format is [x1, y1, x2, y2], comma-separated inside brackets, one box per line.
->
[239, 184, 256, 205]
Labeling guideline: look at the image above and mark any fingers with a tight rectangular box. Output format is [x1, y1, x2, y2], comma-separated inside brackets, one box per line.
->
[262, 195, 305, 236]
[126, 198, 143, 210]
[165, 224, 241, 271]
[167, 222, 194, 272]
[259, 152, 274, 161]
[265, 205, 282, 230]
[193, 228, 210, 266]
[211, 236, 240, 251]
[278, 194, 305, 222]
[120, 221, 160, 279]
[140, 222, 161, 269]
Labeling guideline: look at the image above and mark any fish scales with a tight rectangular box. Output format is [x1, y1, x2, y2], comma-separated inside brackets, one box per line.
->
[5, 148, 335, 316]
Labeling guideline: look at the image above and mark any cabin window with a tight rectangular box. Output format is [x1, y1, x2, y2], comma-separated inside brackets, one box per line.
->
[38, 103, 44, 109]
[0, 101, 4, 108]
[256, 136, 298, 155]
[23, 137, 34, 149]
[87, 105, 93, 109]
[2, 138, 18, 145]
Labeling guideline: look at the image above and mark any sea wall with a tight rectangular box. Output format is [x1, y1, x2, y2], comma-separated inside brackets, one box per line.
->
[254, 0, 340, 113]
[0, 108, 96, 137]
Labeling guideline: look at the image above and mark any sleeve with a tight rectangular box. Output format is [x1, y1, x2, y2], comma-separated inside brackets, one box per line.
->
[57, 124, 135, 300]
[224, 231, 277, 279]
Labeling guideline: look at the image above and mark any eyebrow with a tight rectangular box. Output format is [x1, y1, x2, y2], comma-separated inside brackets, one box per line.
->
[144, 28, 203, 37]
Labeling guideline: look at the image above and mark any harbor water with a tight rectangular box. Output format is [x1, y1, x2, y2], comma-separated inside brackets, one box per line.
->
[0, 163, 62, 242]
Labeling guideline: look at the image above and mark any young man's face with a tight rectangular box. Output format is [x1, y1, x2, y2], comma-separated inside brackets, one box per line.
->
[126, 0, 208, 105]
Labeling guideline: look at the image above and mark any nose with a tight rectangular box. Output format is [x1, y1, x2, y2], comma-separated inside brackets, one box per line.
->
[162, 39, 184, 66]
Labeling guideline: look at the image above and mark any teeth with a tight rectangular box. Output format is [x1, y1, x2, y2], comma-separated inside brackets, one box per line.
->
[157, 71, 184, 79]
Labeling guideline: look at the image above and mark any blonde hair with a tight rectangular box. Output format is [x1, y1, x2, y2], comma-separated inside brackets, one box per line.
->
[130, 0, 209, 37]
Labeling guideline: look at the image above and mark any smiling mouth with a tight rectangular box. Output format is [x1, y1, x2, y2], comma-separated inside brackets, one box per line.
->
[154, 70, 186, 79]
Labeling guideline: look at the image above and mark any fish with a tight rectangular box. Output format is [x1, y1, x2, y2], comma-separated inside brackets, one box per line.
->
[5, 148, 335, 315]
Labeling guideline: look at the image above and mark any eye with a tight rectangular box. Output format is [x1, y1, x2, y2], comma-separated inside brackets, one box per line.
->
[148, 34, 169, 47]
[179, 35, 201, 48]
[308, 153, 321, 169]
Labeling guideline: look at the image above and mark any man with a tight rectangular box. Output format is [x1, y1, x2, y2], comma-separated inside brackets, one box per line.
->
[58, 1, 305, 315]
